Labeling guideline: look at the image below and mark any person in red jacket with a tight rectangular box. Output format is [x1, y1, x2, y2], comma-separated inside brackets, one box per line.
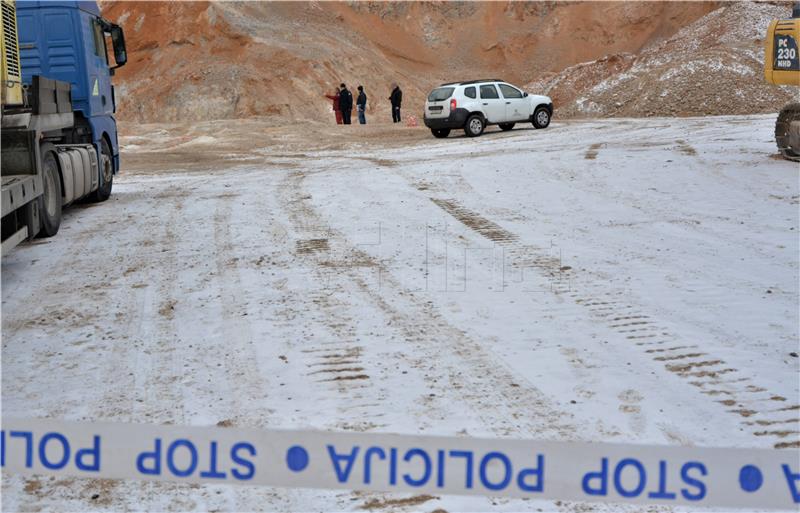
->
[324, 88, 342, 125]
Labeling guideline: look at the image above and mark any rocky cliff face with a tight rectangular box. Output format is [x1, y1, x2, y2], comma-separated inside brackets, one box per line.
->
[100, 1, 722, 123]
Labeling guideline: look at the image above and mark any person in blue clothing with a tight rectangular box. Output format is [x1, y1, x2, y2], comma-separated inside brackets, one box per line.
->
[356, 85, 367, 125]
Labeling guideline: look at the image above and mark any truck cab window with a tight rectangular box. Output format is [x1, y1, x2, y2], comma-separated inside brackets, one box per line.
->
[92, 19, 107, 63]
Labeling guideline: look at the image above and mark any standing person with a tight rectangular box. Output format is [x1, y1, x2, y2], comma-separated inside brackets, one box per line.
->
[324, 88, 342, 125]
[339, 83, 353, 125]
[356, 85, 367, 125]
[389, 83, 402, 123]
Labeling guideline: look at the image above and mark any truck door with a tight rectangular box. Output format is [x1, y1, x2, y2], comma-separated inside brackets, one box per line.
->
[87, 15, 113, 117]
[498, 83, 528, 122]
[479, 84, 505, 123]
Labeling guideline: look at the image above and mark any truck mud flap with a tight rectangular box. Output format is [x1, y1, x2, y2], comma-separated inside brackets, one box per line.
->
[54, 144, 99, 203]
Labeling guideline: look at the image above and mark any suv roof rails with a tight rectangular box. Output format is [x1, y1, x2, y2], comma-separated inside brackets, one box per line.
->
[439, 79, 505, 87]
[460, 79, 505, 85]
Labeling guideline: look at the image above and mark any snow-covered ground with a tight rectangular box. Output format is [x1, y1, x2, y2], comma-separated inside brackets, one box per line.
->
[2, 115, 798, 512]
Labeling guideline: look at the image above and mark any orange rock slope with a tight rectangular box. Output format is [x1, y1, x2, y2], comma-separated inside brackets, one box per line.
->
[100, 1, 720, 123]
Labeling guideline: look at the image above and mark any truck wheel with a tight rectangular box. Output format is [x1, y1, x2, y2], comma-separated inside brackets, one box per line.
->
[499, 123, 515, 131]
[431, 128, 450, 138]
[464, 114, 485, 137]
[532, 107, 551, 129]
[38, 147, 63, 238]
[91, 139, 113, 202]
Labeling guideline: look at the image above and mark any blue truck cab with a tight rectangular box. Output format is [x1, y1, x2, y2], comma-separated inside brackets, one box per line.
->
[15, 0, 126, 178]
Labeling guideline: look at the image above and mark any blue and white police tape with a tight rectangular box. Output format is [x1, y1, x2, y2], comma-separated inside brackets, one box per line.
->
[1, 417, 798, 509]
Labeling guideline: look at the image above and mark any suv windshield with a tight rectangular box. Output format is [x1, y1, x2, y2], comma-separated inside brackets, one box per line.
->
[428, 87, 455, 102]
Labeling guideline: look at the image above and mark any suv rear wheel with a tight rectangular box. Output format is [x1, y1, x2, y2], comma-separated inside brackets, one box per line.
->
[431, 128, 451, 139]
[464, 114, 485, 137]
[499, 123, 515, 131]
[532, 107, 550, 129]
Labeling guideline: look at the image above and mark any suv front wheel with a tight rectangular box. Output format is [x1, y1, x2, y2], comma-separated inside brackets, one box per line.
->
[532, 107, 551, 129]
[464, 114, 485, 137]
[431, 128, 450, 138]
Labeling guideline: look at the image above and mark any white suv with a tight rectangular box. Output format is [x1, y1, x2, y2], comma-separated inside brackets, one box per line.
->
[423, 79, 553, 138]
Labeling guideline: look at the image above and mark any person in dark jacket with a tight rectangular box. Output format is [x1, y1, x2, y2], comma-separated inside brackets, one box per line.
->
[356, 85, 367, 125]
[389, 83, 402, 123]
[338, 83, 353, 125]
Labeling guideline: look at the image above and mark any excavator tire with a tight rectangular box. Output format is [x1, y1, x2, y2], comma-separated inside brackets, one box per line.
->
[775, 103, 800, 162]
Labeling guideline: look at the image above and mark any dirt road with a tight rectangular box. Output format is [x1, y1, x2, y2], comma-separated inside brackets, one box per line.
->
[2, 116, 798, 511]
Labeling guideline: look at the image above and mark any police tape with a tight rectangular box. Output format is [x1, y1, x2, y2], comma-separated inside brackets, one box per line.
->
[1, 417, 798, 510]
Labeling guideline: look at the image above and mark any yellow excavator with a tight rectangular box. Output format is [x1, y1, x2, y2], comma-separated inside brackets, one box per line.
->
[765, 3, 800, 161]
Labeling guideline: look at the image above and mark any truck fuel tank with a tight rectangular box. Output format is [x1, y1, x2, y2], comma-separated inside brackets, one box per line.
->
[54, 144, 98, 203]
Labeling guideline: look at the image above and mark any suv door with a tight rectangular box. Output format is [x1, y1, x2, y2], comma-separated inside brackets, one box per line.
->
[498, 83, 528, 122]
[479, 84, 505, 123]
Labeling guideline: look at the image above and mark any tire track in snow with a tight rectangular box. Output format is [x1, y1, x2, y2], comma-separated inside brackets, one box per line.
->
[2, 182, 193, 506]
[129, 185, 192, 425]
[392, 155, 798, 448]
[204, 189, 273, 426]
[427, 196, 799, 449]
[273, 167, 389, 435]
[81, 183, 194, 507]
[276, 165, 586, 442]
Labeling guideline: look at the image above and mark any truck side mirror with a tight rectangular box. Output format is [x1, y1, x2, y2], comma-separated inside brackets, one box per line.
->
[524, 92, 529, 97]
[99, 18, 127, 69]
[109, 25, 127, 68]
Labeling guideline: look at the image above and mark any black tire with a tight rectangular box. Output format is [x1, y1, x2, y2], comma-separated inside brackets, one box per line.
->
[38, 145, 63, 238]
[431, 128, 451, 139]
[499, 123, 515, 131]
[532, 106, 551, 129]
[775, 103, 800, 161]
[91, 138, 113, 202]
[464, 114, 485, 137]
